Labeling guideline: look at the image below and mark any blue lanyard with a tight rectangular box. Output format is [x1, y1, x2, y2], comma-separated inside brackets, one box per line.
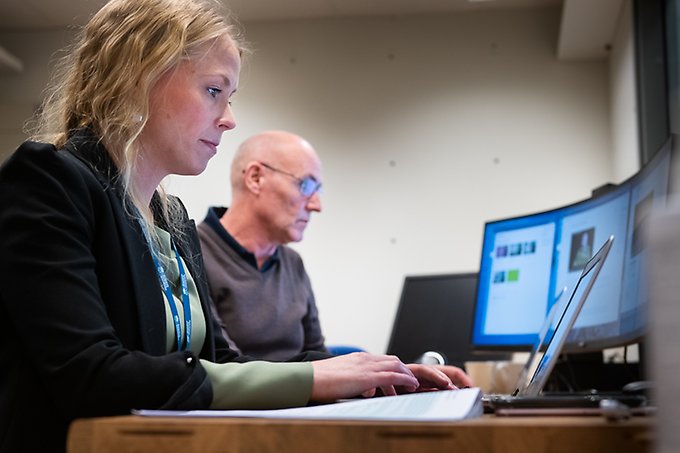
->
[150, 241, 192, 352]
[138, 219, 192, 352]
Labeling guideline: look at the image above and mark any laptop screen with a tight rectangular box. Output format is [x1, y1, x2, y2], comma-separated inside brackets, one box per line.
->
[520, 235, 614, 397]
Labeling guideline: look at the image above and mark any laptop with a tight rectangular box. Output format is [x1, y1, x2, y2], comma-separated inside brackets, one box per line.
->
[483, 236, 644, 410]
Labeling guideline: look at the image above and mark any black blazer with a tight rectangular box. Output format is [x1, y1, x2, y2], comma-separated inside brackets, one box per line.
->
[0, 131, 327, 453]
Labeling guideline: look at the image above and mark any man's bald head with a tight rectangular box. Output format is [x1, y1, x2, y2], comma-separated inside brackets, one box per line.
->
[230, 130, 319, 196]
[223, 130, 323, 247]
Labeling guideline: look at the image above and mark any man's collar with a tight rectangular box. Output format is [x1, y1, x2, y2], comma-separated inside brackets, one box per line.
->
[204, 206, 280, 271]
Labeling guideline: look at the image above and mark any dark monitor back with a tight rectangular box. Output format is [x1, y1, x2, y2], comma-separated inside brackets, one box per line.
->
[386, 273, 511, 368]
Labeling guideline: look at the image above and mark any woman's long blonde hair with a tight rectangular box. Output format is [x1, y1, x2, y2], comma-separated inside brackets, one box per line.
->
[30, 0, 245, 241]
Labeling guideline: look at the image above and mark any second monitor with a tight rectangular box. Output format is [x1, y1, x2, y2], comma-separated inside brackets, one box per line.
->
[386, 273, 510, 369]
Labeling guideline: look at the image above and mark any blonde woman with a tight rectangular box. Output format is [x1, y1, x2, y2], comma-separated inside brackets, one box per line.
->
[0, 1, 469, 452]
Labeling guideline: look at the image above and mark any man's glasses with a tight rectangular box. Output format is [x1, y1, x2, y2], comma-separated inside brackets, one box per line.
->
[259, 162, 322, 197]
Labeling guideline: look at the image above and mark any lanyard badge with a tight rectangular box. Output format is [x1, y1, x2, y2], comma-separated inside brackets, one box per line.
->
[138, 219, 192, 352]
[151, 242, 192, 352]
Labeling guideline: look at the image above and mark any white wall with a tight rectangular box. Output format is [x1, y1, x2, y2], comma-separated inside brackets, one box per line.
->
[0, 8, 633, 355]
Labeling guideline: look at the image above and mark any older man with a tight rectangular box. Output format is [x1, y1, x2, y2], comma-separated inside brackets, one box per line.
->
[198, 130, 326, 361]
[199, 131, 473, 388]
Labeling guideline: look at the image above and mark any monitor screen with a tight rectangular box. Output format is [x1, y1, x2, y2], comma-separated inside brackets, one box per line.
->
[564, 140, 672, 352]
[624, 142, 672, 311]
[471, 139, 673, 352]
[472, 210, 560, 350]
[554, 187, 630, 351]
[386, 273, 510, 368]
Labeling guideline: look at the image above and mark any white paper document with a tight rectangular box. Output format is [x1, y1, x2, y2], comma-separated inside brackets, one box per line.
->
[134, 388, 483, 422]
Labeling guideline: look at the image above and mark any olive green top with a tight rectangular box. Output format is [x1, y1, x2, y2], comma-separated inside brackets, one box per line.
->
[154, 227, 313, 409]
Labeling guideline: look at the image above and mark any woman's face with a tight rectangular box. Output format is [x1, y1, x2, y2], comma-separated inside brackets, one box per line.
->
[138, 35, 241, 181]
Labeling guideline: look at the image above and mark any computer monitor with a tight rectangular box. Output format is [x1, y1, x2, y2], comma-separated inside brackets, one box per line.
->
[469, 187, 630, 352]
[553, 185, 630, 352]
[471, 138, 673, 353]
[471, 209, 560, 351]
[386, 273, 510, 368]
[564, 137, 673, 352]
[624, 142, 672, 308]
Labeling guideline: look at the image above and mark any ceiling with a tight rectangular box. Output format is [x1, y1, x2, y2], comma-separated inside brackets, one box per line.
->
[1, 0, 561, 30]
[0, 0, 623, 72]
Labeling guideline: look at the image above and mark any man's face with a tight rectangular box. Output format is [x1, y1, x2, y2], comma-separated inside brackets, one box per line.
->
[259, 148, 322, 245]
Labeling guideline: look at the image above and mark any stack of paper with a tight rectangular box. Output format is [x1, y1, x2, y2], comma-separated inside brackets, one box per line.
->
[134, 388, 483, 422]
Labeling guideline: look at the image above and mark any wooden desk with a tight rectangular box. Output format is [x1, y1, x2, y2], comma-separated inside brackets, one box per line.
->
[68, 414, 652, 453]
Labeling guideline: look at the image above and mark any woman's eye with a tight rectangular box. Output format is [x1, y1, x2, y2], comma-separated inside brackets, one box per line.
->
[207, 87, 222, 98]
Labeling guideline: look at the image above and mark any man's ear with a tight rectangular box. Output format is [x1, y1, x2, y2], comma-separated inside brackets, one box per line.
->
[243, 162, 263, 195]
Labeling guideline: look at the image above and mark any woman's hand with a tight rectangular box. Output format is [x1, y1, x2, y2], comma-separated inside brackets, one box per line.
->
[310, 352, 419, 402]
[406, 364, 474, 390]
[405, 364, 456, 391]
[309, 353, 475, 402]
[433, 364, 473, 388]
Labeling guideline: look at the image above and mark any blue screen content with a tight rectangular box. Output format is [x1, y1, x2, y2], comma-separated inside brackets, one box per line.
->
[472, 141, 672, 351]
